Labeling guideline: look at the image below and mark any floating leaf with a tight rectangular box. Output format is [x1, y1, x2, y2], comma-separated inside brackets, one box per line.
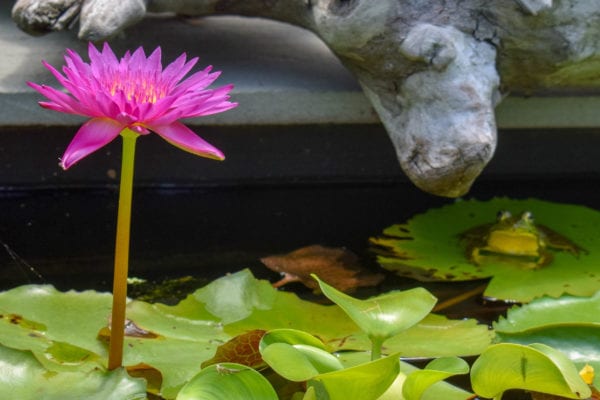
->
[0, 344, 146, 400]
[371, 198, 600, 302]
[402, 357, 469, 400]
[0, 271, 491, 399]
[176, 362, 278, 400]
[308, 353, 400, 400]
[191, 270, 490, 357]
[120, 299, 229, 398]
[494, 291, 600, 387]
[471, 343, 591, 399]
[260, 245, 384, 292]
[0, 285, 112, 357]
[260, 329, 343, 381]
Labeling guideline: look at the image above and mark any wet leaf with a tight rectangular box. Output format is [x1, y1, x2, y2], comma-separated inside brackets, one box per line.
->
[0, 344, 146, 400]
[261, 245, 384, 292]
[120, 299, 229, 399]
[313, 275, 437, 345]
[333, 354, 473, 400]
[494, 291, 600, 387]
[371, 198, 600, 302]
[0, 270, 492, 398]
[308, 353, 400, 400]
[471, 343, 591, 399]
[260, 329, 343, 381]
[401, 357, 469, 400]
[202, 329, 266, 369]
[0, 285, 112, 357]
[200, 270, 491, 358]
[176, 362, 278, 400]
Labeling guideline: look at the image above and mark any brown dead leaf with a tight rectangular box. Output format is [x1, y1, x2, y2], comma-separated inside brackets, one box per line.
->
[260, 245, 384, 293]
[201, 329, 267, 370]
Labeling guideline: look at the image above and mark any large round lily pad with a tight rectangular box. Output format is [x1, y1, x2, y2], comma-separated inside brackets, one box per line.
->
[370, 198, 600, 302]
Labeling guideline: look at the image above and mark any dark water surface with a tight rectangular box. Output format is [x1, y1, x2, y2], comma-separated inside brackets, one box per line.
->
[2, 178, 598, 316]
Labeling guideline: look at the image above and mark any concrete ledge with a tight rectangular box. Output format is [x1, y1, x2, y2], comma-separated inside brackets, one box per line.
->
[2, 5, 600, 128]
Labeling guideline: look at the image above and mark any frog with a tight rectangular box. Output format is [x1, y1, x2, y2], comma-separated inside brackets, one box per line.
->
[460, 210, 583, 269]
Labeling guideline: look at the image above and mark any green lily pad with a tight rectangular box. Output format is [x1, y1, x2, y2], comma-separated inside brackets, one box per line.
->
[494, 291, 600, 387]
[371, 198, 600, 302]
[211, 270, 491, 358]
[0, 344, 146, 400]
[470, 343, 591, 399]
[0, 270, 491, 399]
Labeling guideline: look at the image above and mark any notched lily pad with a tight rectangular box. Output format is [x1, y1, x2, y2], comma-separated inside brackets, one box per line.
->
[370, 198, 600, 302]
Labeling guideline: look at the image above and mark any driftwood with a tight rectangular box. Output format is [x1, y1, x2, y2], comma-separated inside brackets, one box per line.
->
[11, 0, 600, 197]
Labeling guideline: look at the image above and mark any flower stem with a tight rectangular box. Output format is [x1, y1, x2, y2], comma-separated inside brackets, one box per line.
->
[108, 129, 139, 370]
[371, 336, 384, 361]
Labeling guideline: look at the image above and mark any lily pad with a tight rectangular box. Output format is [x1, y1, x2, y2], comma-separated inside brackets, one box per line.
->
[0, 270, 491, 399]
[370, 198, 600, 302]
[494, 291, 600, 387]
[0, 344, 146, 400]
[208, 270, 492, 358]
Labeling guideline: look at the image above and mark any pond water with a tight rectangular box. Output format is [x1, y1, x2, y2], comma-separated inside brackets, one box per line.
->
[2, 178, 598, 306]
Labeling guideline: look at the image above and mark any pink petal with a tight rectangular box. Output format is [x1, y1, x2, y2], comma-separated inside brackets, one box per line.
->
[60, 118, 123, 169]
[162, 54, 196, 88]
[147, 121, 224, 160]
[27, 82, 87, 115]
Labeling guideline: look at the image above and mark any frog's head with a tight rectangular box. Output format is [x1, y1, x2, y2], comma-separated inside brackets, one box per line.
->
[486, 211, 542, 256]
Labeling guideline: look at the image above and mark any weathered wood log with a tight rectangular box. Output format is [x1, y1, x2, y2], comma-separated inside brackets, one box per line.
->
[11, 0, 600, 197]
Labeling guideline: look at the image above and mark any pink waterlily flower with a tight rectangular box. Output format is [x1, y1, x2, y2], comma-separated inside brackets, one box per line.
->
[28, 42, 237, 169]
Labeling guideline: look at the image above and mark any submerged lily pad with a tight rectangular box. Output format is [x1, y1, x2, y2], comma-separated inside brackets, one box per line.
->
[371, 198, 600, 302]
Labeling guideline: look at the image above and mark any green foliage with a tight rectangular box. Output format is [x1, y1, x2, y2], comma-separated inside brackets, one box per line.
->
[494, 291, 600, 387]
[260, 329, 344, 381]
[0, 344, 146, 400]
[372, 198, 600, 302]
[402, 357, 469, 400]
[471, 343, 591, 399]
[307, 353, 400, 400]
[176, 363, 278, 400]
[313, 275, 437, 359]
[0, 270, 489, 399]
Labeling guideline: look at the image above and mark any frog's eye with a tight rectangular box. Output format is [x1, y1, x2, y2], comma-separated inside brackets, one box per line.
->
[497, 210, 511, 221]
[521, 211, 534, 223]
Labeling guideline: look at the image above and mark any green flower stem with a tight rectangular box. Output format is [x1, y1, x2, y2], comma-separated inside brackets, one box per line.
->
[108, 129, 139, 370]
[370, 336, 384, 361]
